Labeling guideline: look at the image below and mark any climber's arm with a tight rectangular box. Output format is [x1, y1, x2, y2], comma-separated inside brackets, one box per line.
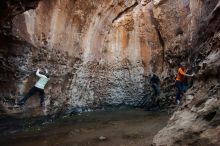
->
[36, 69, 46, 78]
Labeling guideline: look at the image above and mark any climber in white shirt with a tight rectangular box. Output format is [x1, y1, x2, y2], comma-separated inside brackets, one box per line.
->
[18, 68, 50, 107]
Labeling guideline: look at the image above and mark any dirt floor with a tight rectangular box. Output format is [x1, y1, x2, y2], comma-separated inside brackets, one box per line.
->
[0, 108, 170, 146]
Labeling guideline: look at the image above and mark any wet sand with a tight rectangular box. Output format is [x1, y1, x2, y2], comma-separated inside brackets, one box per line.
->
[0, 108, 170, 146]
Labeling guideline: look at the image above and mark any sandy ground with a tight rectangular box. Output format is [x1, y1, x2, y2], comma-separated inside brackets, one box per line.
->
[0, 108, 170, 146]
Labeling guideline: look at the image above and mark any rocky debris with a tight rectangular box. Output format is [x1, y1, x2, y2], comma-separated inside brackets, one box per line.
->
[99, 136, 107, 141]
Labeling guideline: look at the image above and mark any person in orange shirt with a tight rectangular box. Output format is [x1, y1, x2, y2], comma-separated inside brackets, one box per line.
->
[175, 62, 194, 104]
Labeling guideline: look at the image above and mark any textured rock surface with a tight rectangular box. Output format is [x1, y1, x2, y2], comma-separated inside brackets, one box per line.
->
[1, 0, 167, 116]
[152, 0, 220, 145]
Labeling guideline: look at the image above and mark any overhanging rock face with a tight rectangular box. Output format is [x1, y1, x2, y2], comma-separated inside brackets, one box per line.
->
[1, 0, 165, 116]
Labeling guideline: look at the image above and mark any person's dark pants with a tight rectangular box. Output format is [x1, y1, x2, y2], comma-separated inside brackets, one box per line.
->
[151, 84, 160, 106]
[152, 84, 160, 97]
[18, 86, 45, 106]
[175, 80, 184, 102]
[183, 83, 189, 93]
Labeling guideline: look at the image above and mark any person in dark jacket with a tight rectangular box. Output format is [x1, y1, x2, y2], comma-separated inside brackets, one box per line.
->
[150, 74, 160, 106]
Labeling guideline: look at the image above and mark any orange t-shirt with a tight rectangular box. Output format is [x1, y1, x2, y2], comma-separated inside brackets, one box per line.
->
[176, 67, 186, 81]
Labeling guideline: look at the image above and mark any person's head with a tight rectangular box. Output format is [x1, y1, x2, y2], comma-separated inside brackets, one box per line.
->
[39, 71, 44, 74]
[150, 73, 156, 78]
[44, 68, 49, 78]
[45, 73, 49, 78]
[180, 62, 186, 67]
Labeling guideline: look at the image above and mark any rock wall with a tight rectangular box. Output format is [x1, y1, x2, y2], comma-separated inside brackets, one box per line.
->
[152, 0, 220, 145]
[1, 0, 166, 116]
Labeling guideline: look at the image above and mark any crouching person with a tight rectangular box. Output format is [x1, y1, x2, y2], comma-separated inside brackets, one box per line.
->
[18, 68, 50, 107]
[150, 74, 160, 107]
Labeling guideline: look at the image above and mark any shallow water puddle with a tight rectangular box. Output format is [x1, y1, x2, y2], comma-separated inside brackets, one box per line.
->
[0, 108, 170, 146]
